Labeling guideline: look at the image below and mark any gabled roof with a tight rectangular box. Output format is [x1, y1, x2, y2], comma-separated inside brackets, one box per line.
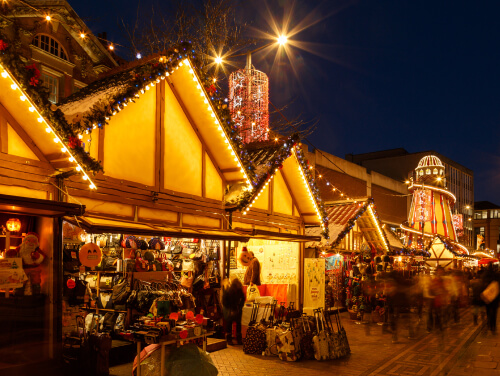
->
[225, 135, 329, 234]
[475, 201, 500, 210]
[58, 44, 253, 186]
[306, 197, 389, 252]
[0, 32, 100, 189]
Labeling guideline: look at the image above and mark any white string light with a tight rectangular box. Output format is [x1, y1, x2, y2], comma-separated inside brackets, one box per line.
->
[0, 64, 97, 190]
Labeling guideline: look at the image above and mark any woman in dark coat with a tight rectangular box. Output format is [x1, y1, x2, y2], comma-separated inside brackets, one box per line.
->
[222, 277, 245, 345]
[481, 265, 500, 334]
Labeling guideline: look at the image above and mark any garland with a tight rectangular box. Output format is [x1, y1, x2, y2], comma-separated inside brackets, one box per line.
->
[329, 198, 389, 251]
[0, 33, 102, 173]
[59, 41, 256, 182]
[235, 134, 330, 239]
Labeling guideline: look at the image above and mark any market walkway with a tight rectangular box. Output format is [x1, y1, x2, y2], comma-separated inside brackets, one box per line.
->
[109, 307, 499, 376]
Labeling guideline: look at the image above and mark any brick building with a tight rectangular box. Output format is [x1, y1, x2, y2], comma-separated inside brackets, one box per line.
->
[304, 147, 408, 239]
[0, 0, 119, 103]
[473, 201, 500, 256]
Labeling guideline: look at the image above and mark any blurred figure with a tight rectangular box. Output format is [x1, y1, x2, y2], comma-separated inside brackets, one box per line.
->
[221, 277, 245, 345]
[427, 266, 447, 332]
[470, 272, 485, 325]
[481, 265, 500, 334]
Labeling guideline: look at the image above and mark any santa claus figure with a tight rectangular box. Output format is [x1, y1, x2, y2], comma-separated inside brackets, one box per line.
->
[8, 232, 45, 267]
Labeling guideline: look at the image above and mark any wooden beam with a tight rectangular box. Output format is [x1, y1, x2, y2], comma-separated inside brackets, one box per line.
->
[0, 113, 7, 153]
[51, 160, 72, 169]
[220, 168, 240, 173]
[0, 103, 49, 163]
[155, 82, 163, 190]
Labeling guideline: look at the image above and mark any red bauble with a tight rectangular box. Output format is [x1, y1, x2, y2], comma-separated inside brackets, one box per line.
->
[0, 40, 8, 51]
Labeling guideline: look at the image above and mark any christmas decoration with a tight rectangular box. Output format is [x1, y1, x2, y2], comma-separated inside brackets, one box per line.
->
[0, 32, 102, 178]
[0, 39, 8, 51]
[25, 63, 40, 87]
[229, 55, 269, 144]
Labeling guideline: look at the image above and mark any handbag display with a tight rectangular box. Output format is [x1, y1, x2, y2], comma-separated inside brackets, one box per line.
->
[276, 326, 301, 361]
[180, 271, 194, 288]
[99, 275, 114, 290]
[243, 302, 267, 354]
[182, 259, 195, 272]
[148, 237, 165, 250]
[172, 241, 183, 255]
[182, 245, 195, 259]
[298, 315, 316, 360]
[111, 277, 131, 306]
[312, 309, 329, 360]
[85, 274, 99, 289]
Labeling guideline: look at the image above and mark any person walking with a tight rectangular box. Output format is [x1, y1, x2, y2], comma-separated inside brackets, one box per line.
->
[480, 265, 500, 334]
[221, 277, 245, 345]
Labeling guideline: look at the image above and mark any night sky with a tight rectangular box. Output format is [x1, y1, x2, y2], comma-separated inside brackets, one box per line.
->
[71, 0, 500, 204]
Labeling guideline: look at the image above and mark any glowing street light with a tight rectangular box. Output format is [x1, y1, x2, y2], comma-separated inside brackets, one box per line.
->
[278, 35, 288, 45]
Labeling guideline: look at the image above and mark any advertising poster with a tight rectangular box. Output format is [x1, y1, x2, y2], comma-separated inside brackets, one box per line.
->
[303, 258, 325, 315]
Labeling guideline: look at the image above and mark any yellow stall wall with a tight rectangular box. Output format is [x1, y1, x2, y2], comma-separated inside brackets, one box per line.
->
[7, 123, 38, 160]
[103, 89, 156, 187]
[164, 83, 202, 196]
[273, 171, 293, 216]
[252, 184, 269, 211]
[205, 153, 222, 200]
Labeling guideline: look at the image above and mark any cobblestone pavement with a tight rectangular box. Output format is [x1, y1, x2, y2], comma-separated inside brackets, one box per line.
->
[110, 306, 499, 376]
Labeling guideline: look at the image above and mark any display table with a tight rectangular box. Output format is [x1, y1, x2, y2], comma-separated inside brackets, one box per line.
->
[135, 331, 213, 376]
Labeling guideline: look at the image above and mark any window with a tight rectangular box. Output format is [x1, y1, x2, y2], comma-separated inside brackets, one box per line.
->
[32, 35, 68, 60]
[474, 211, 482, 219]
[42, 73, 58, 103]
[491, 210, 499, 219]
[482, 210, 488, 219]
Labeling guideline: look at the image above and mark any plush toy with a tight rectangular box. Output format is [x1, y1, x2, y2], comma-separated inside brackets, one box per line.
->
[7, 232, 46, 268]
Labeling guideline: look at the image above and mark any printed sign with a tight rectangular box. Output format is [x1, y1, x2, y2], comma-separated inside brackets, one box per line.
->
[0, 258, 28, 289]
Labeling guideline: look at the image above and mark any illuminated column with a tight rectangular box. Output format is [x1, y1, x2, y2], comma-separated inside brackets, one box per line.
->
[228, 54, 269, 144]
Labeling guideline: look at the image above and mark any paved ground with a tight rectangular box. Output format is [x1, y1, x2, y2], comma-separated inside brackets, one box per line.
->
[110, 306, 499, 376]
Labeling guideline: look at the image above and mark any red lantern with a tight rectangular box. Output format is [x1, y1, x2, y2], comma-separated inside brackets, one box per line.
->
[6, 218, 21, 232]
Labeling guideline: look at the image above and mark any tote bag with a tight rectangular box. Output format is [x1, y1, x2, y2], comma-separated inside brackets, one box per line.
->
[481, 280, 500, 304]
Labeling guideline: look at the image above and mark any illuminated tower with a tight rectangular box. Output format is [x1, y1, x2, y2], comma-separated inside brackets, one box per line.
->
[229, 54, 269, 144]
[401, 155, 468, 265]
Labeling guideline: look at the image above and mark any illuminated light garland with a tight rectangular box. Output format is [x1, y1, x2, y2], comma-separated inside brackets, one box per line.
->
[0, 64, 97, 190]
[409, 182, 456, 203]
[367, 204, 390, 253]
[182, 58, 252, 188]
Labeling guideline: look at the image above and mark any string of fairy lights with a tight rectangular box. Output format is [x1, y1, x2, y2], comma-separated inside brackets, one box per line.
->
[2, 0, 128, 54]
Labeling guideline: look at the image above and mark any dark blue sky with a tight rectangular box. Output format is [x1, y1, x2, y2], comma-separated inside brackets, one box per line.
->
[72, 0, 500, 204]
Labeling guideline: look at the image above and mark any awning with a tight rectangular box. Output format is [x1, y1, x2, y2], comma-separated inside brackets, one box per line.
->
[234, 228, 321, 243]
[63, 215, 250, 242]
[0, 194, 85, 217]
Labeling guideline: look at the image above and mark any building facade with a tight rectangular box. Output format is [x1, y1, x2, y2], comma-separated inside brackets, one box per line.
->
[346, 149, 474, 249]
[0, 0, 118, 103]
[473, 201, 500, 256]
[305, 147, 408, 241]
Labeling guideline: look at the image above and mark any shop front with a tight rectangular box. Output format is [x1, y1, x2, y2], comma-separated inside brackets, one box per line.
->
[306, 198, 391, 317]
[0, 194, 85, 374]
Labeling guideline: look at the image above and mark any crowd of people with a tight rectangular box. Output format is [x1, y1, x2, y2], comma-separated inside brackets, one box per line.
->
[369, 264, 500, 342]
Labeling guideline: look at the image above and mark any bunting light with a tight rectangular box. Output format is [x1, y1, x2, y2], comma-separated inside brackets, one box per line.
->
[183, 58, 252, 188]
[0, 64, 96, 190]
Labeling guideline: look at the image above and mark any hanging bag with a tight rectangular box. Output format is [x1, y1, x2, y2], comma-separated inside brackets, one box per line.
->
[208, 261, 221, 289]
[481, 280, 500, 304]
[246, 283, 261, 302]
